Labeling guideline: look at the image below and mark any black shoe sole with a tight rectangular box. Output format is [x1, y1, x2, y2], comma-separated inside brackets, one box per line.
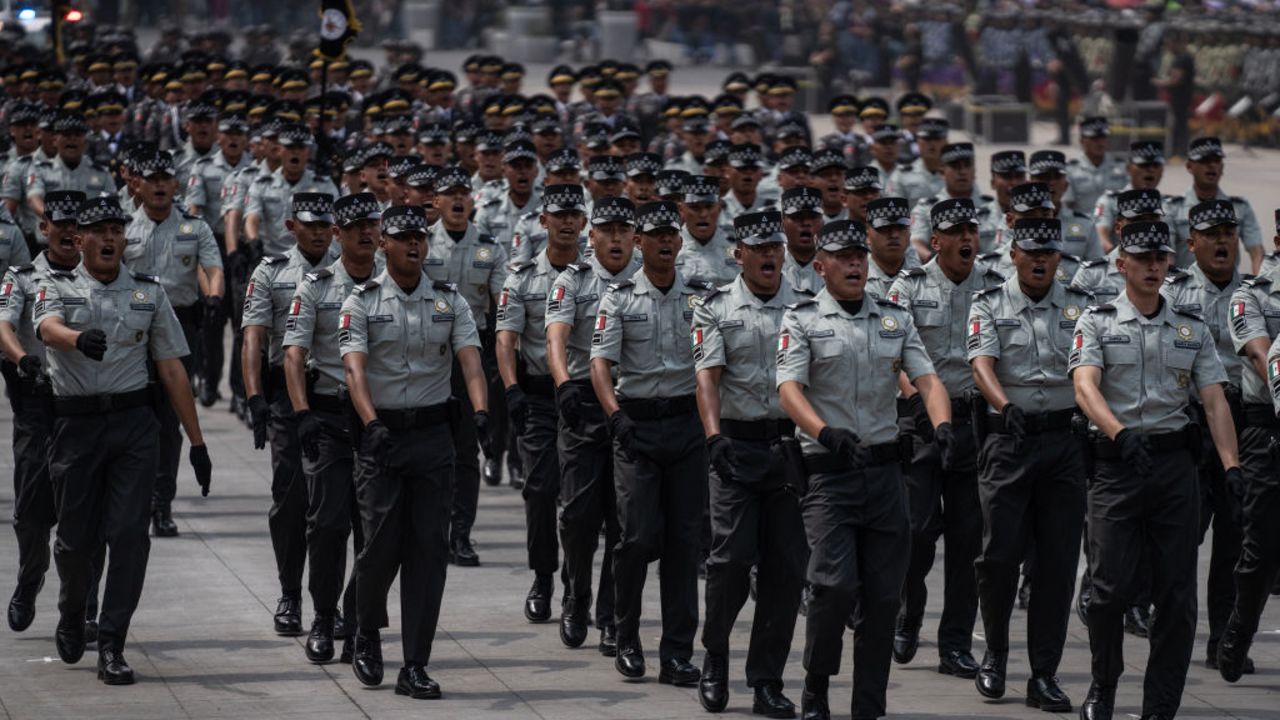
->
[939, 664, 978, 679]
[658, 672, 700, 687]
[559, 622, 587, 648]
[97, 670, 136, 685]
[1026, 696, 1071, 712]
[8, 604, 34, 632]
[524, 605, 551, 623]
[353, 668, 383, 687]
[751, 701, 796, 718]
[305, 648, 335, 663]
[615, 658, 645, 679]
[394, 685, 442, 699]
[976, 677, 1005, 699]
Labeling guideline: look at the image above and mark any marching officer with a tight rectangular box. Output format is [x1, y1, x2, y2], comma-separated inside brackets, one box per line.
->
[1065, 117, 1127, 217]
[909, 143, 997, 263]
[544, 196, 640, 654]
[1163, 137, 1263, 273]
[693, 210, 808, 717]
[776, 219, 951, 720]
[242, 192, 340, 637]
[122, 149, 223, 538]
[495, 185, 588, 623]
[590, 200, 706, 685]
[474, 139, 542, 252]
[674, 175, 738, 289]
[780, 187, 824, 296]
[967, 218, 1091, 711]
[1070, 220, 1241, 720]
[339, 203, 490, 699]
[280, 192, 384, 664]
[888, 198, 1005, 680]
[1092, 141, 1165, 252]
[243, 123, 340, 257]
[26, 113, 116, 245]
[33, 195, 212, 684]
[865, 197, 913, 300]
[1072, 188, 1167, 305]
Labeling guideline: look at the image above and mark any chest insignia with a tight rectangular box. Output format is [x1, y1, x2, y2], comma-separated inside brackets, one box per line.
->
[881, 315, 898, 331]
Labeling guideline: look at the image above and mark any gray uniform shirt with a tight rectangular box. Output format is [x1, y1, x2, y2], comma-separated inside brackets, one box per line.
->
[496, 250, 575, 377]
[910, 190, 999, 251]
[967, 277, 1093, 413]
[1068, 291, 1227, 433]
[243, 246, 336, 366]
[0, 252, 53, 361]
[776, 289, 934, 453]
[123, 206, 223, 308]
[782, 251, 822, 295]
[475, 189, 542, 253]
[1066, 154, 1127, 215]
[888, 157, 944, 209]
[244, 168, 339, 256]
[675, 227, 740, 289]
[544, 255, 639, 381]
[866, 259, 906, 301]
[1092, 184, 1135, 237]
[26, 154, 116, 199]
[1161, 263, 1244, 385]
[32, 265, 189, 396]
[590, 270, 700, 400]
[424, 221, 508, 331]
[1228, 270, 1280, 405]
[888, 260, 1005, 398]
[1, 152, 40, 238]
[509, 212, 589, 266]
[692, 274, 809, 421]
[1265, 334, 1280, 416]
[282, 257, 384, 398]
[337, 270, 481, 410]
[186, 149, 252, 236]
[1069, 249, 1125, 303]
[0, 209, 30, 268]
[221, 161, 266, 218]
[1163, 187, 1263, 268]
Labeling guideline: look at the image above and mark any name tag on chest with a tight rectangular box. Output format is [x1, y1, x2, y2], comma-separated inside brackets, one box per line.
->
[61, 296, 87, 306]
[368, 314, 393, 323]
[913, 299, 939, 308]
[1100, 335, 1130, 344]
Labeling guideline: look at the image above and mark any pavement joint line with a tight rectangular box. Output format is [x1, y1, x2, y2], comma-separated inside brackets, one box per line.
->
[131, 642, 196, 720]
[436, 624, 549, 720]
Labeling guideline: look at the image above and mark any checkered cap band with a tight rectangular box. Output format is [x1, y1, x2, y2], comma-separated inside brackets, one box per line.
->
[1188, 137, 1224, 162]
[865, 197, 910, 228]
[137, 150, 175, 176]
[8, 103, 41, 124]
[611, 125, 641, 142]
[381, 115, 413, 134]
[1080, 116, 1110, 137]
[778, 147, 812, 169]
[435, 166, 471, 191]
[542, 184, 586, 212]
[1190, 199, 1238, 230]
[1012, 218, 1062, 249]
[277, 123, 313, 146]
[734, 210, 785, 244]
[775, 122, 805, 138]
[817, 220, 869, 251]
[381, 205, 428, 235]
[638, 201, 681, 232]
[475, 131, 504, 151]
[77, 197, 129, 226]
[704, 140, 732, 163]
[1010, 183, 1054, 212]
[1117, 189, 1165, 218]
[782, 187, 823, 215]
[1029, 151, 1066, 175]
[546, 149, 581, 171]
[185, 100, 219, 119]
[931, 198, 978, 229]
[941, 143, 974, 164]
[582, 123, 610, 145]
[45, 191, 87, 221]
[592, 197, 636, 225]
[810, 149, 845, 172]
[334, 193, 382, 226]
[388, 156, 418, 178]
[361, 142, 394, 165]
[291, 192, 335, 222]
[872, 124, 900, 142]
[504, 127, 533, 146]
[589, 155, 625, 180]
[405, 165, 439, 188]
[1129, 141, 1164, 165]
[503, 140, 538, 163]
[991, 151, 1026, 175]
[1119, 221, 1173, 253]
[729, 114, 760, 130]
[625, 153, 663, 176]
[532, 117, 562, 134]
[218, 114, 249, 132]
[682, 175, 720, 202]
[418, 123, 450, 143]
[844, 166, 882, 191]
[917, 117, 949, 138]
[729, 144, 765, 167]
[53, 114, 88, 133]
[655, 169, 689, 195]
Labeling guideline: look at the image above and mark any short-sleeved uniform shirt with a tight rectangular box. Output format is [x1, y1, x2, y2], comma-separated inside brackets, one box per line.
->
[26, 154, 116, 200]
[1092, 185, 1136, 236]
[1066, 154, 1127, 216]
[1069, 248, 1125, 303]
[910, 190, 999, 250]
[544, 255, 639, 381]
[244, 167, 339, 256]
[474, 189, 542, 252]
[888, 157, 945, 209]
[496, 250, 576, 377]
[0, 252, 54, 361]
[967, 277, 1093, 413]
[1068, 292, 1227, 433]
[1161, 263, 1244, 385]
[337, 270, 481, 410]
[1228, 268, 1280, 405]
[675, 227, 740, 290]
[1164, 187, 1262, 268]
[0, 208, 30, 268]
[243, 245, 337, 366]
[866, 258, 905, 301]
[887, 259, 1005, 398]
[1265, 334, 1280, 415]
[782, 251, 822, 295]
[424, 221, 508, 331]
[590, 270, 700, 401]
[186, 149, 252, 236]
[220, 160, 266, 219]
[123, 206, 223, 308]
[692, 274, 810, 421]
[0, 151, 41, 238]
[776, 289, 934, 454]
[282, 256, 384, 398]
[32, 265, 189, 396]
[508, 213, 589, 266]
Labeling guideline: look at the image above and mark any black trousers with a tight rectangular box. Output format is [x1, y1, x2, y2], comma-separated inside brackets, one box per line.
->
[153, 318, 199, 508]
[518, 394, 560, 575]
[802, 460, 909, 719]
[557, 393, 617, 627]
[49, 405, 159, 652]
[900, 419, 980, 654]
[354, 421, 453, 666]
[975, 428, 1085, 677]
[302, 406, 361, 620]
[448, 364, 481, 541]
[1086, 447, 1198, 717]
[5, 370, 57, 599]
[701, 435, 805, 687]
[1197, 444, 1243, 651]
[1232, 426, 1280, 636]
[266, 384, 308, 598]
[612, 409, 706, 662]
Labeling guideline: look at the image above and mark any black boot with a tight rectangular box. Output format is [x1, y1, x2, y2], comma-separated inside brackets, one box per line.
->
[451, 534, 480, 567]
[975, 650, 1007, 699]
[151, 503, 179, 538]
[752, 682, 796, 718]
[524, 574, 552, 623]
[7, 578, 41, 632]
[352, 632, 383, 686]
[1217, 613, 1254, 683]
[800, 675, 830, 720]
[273, 595, 303, 636]
[1026, 675, 1072, 712]
[97, 647, 135, 685]
[893, 614, 921, 664]
[698, 652, 728, 712]
[559, 597, 589, 648]
[395, 664, 442, 699]
[305, 615, 335, 663]
[1079, 683, 1114, 720]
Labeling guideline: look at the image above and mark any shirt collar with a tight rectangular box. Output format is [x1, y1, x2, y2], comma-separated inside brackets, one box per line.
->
[814, 287, 878, 319]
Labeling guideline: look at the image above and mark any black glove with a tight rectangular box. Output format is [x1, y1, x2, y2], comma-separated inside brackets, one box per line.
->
[226, 249, 249, 282]
[17, 354, 42, 382]
[817, 426, 869, 470]
[906, 393, 933, 443]
[361, 418, 391, 457]
[1001, 402, 1027, 450]
[1223, 466, 1247, 525]
[934, 421, 956, 470]
[608, 410, 637, 453]
[555, 382, 584, 429]
[1114, 428, 1153, 479]
[505, 384, 528, 435]
[75, 328, 107, 361]
[474, 410, 493, 457]
[706, 434, 736, 481]
[203, 295, 225, 327]
[247, 394, 270, 450]
[189, 444, 212, 497]
[296, 410, 323, 463]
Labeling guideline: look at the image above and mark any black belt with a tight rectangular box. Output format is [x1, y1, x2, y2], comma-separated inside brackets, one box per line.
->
[1093, 426, 1191, 459]
[376, 403, 450, 431]
[804, 441, 901, 474]
[896, 397, 914, 418]
[950, 396, 972, 425]
[986, 407, 1076, 435]
[520, 373, 555, 397]
[307, 391, 348, 415]
[53, 388, 153, 417]
[619, 394, 697, 420]
[1244, 404, 1280, 428]
[721, 417, 796, 441]
[173, 303, 201, 325]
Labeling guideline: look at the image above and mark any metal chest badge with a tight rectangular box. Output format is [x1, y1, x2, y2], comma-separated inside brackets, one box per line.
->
[435, 298, 450, 313]
[881, 315, 898, 331]
[476, 247, 492, 262]
[1064, 304, 1080, 321]
[1176, 324, 1193, 341]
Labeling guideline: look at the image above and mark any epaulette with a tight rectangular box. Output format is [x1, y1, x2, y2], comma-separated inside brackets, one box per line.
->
[34, 159, 51, 168]
[1070, 210, 1090, 220]
[519, 210, 539, 221]
[570, 261, 591, 273]
[353, 279, 381, 294]
[1172, 306, 1203, 321]
[1230, 196, 1246, 204]
[1164, 194, 1183, 204]
[1164, 268, 1191, 285]
[8, 263, 34, 274]
[482, 196, 502, 207]
[787, 298, 818, 310]
[47, 267, 75, 279]
[983, 266, 1006, 281]
[794, 287, 816, 297]
[904, 266, 927, 277]
[477, 233, 496, 245]
[1081, 257, 1108, 268]
[253, 174, 272, 184]
[1104, 189, 1117, 197]
[606, 279, 634, 292]
[432, 280, 457, 292]
[130, 271, 161, 284]
[1242, 273, 1271, 288]
[701, 287, 725, 302]
[1064, 253, 1082, 262]
[180, 208, 202, 221]
[977, 251, 1001, 262]
[193, 155, 213, 165]
[978, 194, 994, 203]
[916, 195, 938, 207]
[1066, 286, 1095, 301]
[261, 254, 288, 266]
[974, 286, 1002, 298]
[510, 260, 535, 274]
[874, 297, 906, 309]
[1091, 303, 1116, 313]
[304, 268, 334, 282]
